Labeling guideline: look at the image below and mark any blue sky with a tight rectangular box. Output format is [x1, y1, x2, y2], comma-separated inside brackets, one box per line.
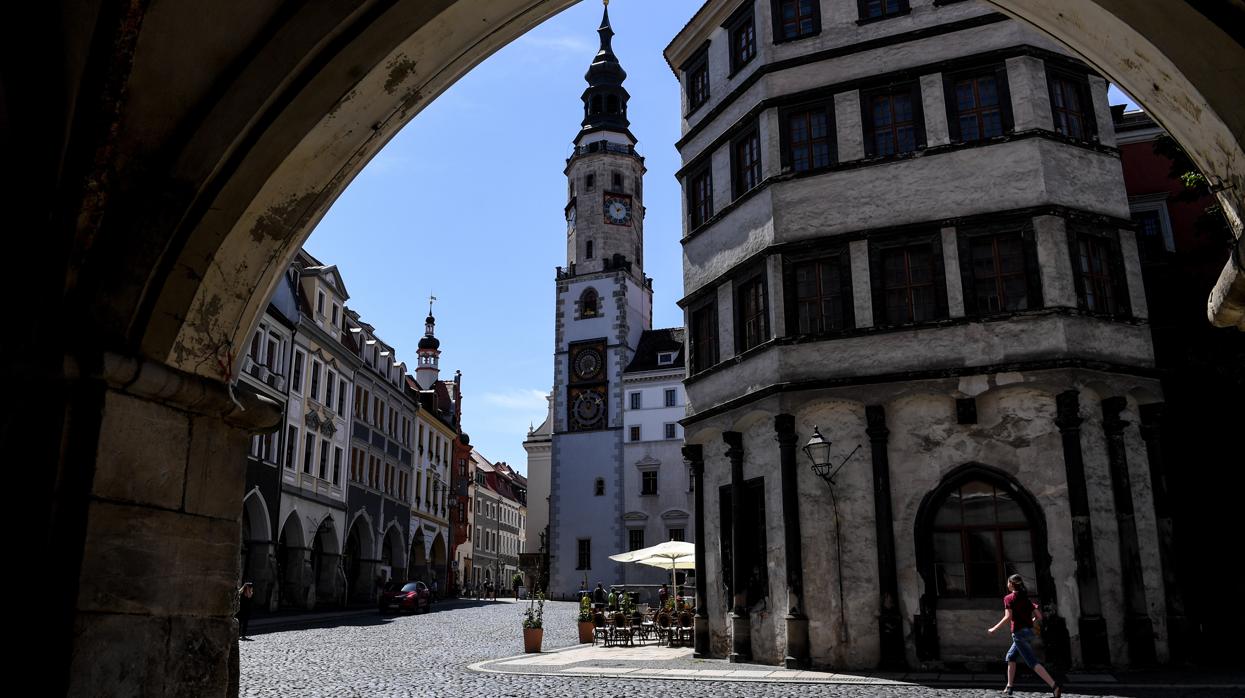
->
[306, 0, 1141, 473]
[306, 1, 699, 472]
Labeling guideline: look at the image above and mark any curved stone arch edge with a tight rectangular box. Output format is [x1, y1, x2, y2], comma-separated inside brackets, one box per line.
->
[161, 0, 579, 380]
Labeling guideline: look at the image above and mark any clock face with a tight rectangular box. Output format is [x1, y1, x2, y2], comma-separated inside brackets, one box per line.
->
[573, 348, 603, 380]
[571, 389, 606, 430]
[603, 193, 633, 226]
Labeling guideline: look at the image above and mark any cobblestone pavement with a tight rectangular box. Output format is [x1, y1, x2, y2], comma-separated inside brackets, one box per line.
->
[240, 600, 1236, 697]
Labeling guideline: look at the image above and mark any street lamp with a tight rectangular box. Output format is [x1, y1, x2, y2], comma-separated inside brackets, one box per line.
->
[802, 425, 860, 642]
[802, 426, 859, 485]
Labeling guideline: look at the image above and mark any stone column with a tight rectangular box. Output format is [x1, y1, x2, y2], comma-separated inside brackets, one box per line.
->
[62, 353, 281, 697]
[865, 406, 905, 669]
[1055, 390, 1111, 666]
[1138, 403, 1189, 662]
[775, 415, 810, 668]
[683, 444, 710, 657]
[1102, 397, 1157, 665]
[724, 431, 751, 663]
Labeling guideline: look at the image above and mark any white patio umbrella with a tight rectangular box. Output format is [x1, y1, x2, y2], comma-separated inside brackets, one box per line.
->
[609, 540, 695, 593]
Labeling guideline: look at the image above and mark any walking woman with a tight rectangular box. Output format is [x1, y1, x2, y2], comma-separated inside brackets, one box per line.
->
[988, 573, 1063, 696]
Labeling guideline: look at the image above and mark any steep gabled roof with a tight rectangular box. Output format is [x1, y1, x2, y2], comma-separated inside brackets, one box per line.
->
[624, 327, 686, 373]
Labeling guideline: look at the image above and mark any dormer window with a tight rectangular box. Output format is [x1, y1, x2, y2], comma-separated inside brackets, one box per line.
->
[331, 304, 340, 327]
[316, 290, 325, 316]
[657, 351, 677, 366]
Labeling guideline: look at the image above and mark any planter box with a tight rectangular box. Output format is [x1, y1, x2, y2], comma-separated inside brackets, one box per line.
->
[578, 620, 594, 644]
[523, 627, 544, 653]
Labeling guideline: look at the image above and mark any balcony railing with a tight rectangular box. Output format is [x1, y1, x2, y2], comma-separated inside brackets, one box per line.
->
[567, 139, 642, 163]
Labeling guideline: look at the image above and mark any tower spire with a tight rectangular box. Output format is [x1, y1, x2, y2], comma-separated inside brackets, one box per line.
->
[416, 293, 441, 388]
[580, 0, 629, 136]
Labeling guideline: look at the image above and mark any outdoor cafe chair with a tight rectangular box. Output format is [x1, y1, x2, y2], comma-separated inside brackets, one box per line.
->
[655, 612, 673, 646]
[611, 613, 634, 647]
[592, 612, 611, 646]
[677, 611, 694, 647]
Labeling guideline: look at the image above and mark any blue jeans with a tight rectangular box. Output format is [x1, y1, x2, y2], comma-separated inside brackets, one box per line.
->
[1006, 628, 1040, 668]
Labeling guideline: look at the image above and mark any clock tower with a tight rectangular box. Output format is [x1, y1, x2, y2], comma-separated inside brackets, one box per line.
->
[548, 1, 653, 597]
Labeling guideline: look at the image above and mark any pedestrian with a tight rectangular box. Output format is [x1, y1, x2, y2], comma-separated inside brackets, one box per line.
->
[658, 583, 669, 609]
[236, 582, 254, 641]
[607, 587, 617, 612]
[988, 573, 1063, 697]
[593, 582, 606, 612]
[431, 579, 439, 602]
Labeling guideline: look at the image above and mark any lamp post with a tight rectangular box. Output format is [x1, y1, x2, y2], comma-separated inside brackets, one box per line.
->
[802, 426, 860, 642]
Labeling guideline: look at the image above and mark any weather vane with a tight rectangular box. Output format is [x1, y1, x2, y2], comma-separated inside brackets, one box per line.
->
[428, 293, 437, 316]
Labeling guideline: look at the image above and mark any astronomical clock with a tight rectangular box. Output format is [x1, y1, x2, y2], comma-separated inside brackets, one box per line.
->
[568, 340, 607, 431]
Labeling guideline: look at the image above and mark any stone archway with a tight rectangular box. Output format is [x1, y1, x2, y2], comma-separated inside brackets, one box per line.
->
[14, 1, 1243, 694]
[381, 524, 408, 585]
[311, 517, 343, 608]
[409, 529, 428, 583]
[429, 533, 448, 594]
[241, 490, 276, 612]
[344, 514, 376, 605]
[277, 512, 310, 610]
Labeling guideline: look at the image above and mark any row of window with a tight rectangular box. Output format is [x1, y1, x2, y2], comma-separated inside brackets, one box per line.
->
[351, 385, 414, 448]
[689, 1, 963, 114]
[475, 526, 520, 555]
[592, 468, 691, 497]
[572, 170, 641, 199]
[689, 223, 1131, 373]
[628, 389, 680, 409]
[289, 348, 350, 418]
[685, 62, 1097, 230]
[627, 527, 687, 553]
[577, 527, 691, 570]
[348, 447, 410, 500]
[281, 424, 344, 485]
[628, 423, 680, 442]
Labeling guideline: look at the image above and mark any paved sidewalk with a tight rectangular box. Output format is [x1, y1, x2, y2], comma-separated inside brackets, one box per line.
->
[471, 644, 1245, 692]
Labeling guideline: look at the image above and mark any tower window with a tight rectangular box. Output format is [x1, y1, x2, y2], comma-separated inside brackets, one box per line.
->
[613, 171, 622, 188]
[594, 479, 605, 497]
[586, 173, 595, 191]
[586, 240, 594, 259]
[590, 95, 603, 115]
[607, 94, 620, 114]
[579, 287, 600, 318]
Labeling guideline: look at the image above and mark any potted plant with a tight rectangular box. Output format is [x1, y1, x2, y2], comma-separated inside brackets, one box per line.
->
[522, 592, 545, 653]
[576, 595, 594, 643]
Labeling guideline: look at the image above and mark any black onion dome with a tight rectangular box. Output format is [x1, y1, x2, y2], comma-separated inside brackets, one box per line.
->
[580, 5, 630, 132]
[418, 335, 440, 350]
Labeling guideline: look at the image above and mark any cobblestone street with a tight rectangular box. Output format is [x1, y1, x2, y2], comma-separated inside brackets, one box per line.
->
[240, 600, 1236, 697]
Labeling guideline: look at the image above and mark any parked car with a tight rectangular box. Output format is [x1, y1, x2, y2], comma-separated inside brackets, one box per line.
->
[378, 581, 431, 615]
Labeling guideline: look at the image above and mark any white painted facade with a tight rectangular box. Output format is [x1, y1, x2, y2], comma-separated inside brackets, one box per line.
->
[666, 0, 1168, 672]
